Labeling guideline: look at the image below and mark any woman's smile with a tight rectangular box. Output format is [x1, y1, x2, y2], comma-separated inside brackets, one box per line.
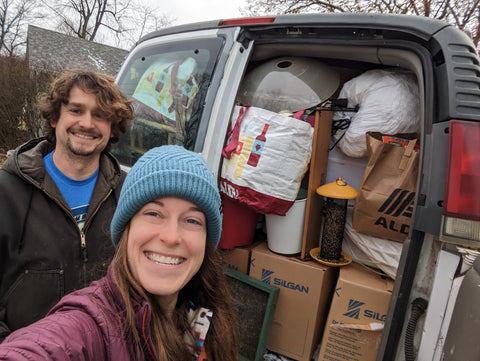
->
[144, 251, 184, 265]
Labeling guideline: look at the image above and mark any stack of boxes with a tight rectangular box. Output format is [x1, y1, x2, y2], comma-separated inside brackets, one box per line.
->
[221, 244, 393, 361]
[219, 105, 394, 361]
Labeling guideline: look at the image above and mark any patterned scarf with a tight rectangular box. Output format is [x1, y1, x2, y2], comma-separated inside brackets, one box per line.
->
[185, 303, 213, 361]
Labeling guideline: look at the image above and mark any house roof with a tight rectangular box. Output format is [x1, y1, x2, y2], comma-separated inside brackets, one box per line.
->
[26, 25, 129, 76]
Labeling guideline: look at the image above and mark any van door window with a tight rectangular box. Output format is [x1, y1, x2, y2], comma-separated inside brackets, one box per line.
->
[112, 38, 224, 167]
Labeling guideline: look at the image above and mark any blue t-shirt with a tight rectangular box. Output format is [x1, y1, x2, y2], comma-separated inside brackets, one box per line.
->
[44, 151, 99, 230]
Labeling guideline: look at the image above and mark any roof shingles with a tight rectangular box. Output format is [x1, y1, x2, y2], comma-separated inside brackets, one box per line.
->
[27, 25, 129, 76]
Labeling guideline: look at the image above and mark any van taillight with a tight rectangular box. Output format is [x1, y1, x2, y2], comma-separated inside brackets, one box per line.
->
[219, 17, 276, 26]
[441, 120, 480, 247]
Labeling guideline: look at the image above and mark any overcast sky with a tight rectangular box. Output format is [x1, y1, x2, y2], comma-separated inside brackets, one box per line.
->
[159, 0, 247, 26]
[27, 0, 249, 50]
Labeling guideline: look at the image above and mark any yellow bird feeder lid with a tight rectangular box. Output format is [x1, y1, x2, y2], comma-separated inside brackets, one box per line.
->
[316, 177, 358, 200]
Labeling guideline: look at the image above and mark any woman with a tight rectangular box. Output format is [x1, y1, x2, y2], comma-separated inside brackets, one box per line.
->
[0, 145, 239, 361]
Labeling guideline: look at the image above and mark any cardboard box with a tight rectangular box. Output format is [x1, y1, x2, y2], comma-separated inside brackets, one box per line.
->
[316, 262, 394, 361]
[220, 242, 261, 274]
[249, 242, 337, 361]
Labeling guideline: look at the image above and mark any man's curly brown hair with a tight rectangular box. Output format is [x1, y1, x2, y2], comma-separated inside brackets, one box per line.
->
[38, 69, 135, 150]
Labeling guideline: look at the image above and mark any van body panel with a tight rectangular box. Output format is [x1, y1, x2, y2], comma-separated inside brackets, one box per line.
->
[112, 13, 480, 361]
[200, 30, 253, 177]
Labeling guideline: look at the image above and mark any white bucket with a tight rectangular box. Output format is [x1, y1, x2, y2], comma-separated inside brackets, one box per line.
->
[265, 198, 307, 255]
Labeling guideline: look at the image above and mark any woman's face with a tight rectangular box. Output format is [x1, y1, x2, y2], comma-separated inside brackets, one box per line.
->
[127, 196, 207, 309]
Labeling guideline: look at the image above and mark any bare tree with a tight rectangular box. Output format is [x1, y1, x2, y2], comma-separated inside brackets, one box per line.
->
[39, 0, 173, 49]
[0, 56, 54, 150]
[119, 2, 173, 47]
[40, 0, 129, 41]
[22, 63, 56, 139]
[0, 0, 43, 56]
[241, 0, 480, 48]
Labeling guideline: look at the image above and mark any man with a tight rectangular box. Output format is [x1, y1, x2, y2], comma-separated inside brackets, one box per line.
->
[0, 69, 135, 340]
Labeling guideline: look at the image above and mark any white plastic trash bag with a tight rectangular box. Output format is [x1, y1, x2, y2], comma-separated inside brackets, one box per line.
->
[333, 68, 420, 158]
[342, 207, 402, 279]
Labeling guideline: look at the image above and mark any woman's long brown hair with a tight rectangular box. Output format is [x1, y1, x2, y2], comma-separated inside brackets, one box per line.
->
[109, 225, 239, 360]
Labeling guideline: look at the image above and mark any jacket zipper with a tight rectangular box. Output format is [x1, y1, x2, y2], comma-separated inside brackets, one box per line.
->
[80, 188, 113, 286]
[80, 232, 87, 261]
[45, 188, 113, 286]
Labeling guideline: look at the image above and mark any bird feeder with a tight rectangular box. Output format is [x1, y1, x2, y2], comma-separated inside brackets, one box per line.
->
[315, 177, 357, 264]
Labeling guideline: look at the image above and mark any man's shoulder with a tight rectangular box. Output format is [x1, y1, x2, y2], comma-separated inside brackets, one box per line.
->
[0, 139, 50, 190]
[99, 151, 126, 184]
[2, 138, 52, 175]
[0, 168, 27, 190]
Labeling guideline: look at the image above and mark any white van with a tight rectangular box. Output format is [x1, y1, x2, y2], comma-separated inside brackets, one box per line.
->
[112, 13, 480, 361]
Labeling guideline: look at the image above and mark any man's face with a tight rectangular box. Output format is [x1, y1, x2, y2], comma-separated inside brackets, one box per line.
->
[51, 85, 113, 159]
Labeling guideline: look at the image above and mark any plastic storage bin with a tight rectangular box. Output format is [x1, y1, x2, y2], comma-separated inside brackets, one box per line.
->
[218, 195, 258, 249]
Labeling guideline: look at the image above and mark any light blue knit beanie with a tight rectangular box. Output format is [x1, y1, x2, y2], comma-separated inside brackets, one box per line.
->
[110, 145, 222, 247]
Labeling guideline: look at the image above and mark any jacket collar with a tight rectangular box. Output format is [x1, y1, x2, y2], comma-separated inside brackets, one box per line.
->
[3, 138, 124, 208]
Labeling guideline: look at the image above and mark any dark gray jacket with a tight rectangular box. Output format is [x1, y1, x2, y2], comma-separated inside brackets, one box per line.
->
[0, 138, 125, 340]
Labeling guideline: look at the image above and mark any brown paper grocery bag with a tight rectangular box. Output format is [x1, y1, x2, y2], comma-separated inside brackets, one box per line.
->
[352, 132, 419, 242]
